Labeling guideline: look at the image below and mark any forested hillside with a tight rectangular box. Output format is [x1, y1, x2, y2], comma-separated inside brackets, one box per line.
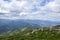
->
[0, 25, 60, 40]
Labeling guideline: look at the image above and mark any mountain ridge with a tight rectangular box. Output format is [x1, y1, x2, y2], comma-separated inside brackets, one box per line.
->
[0, 19, 60, 34]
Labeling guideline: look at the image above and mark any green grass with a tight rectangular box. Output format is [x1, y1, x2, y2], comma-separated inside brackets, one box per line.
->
[0, 28, 60, 40]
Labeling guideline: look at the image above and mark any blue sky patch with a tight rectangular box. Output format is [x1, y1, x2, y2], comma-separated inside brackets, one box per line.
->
[40, 0, 54, 6]
[4, 0, 11, 2]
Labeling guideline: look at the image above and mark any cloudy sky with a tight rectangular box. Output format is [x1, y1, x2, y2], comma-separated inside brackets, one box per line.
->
[0, 0, 60, 21]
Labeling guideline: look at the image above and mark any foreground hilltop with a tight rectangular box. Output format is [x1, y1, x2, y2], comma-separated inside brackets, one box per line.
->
[0, 25, 60, 40]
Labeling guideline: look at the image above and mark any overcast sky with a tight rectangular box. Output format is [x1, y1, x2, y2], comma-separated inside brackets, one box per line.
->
[0, 0, 60, 21]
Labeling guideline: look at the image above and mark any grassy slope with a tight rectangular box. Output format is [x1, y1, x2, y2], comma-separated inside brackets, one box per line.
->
[0, 26, 60, 40]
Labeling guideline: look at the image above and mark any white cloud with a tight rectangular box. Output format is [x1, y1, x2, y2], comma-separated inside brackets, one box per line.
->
[0, 0, 60, 21]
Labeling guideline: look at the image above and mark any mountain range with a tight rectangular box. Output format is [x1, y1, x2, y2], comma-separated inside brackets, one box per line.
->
[0, 19, 60, 34]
